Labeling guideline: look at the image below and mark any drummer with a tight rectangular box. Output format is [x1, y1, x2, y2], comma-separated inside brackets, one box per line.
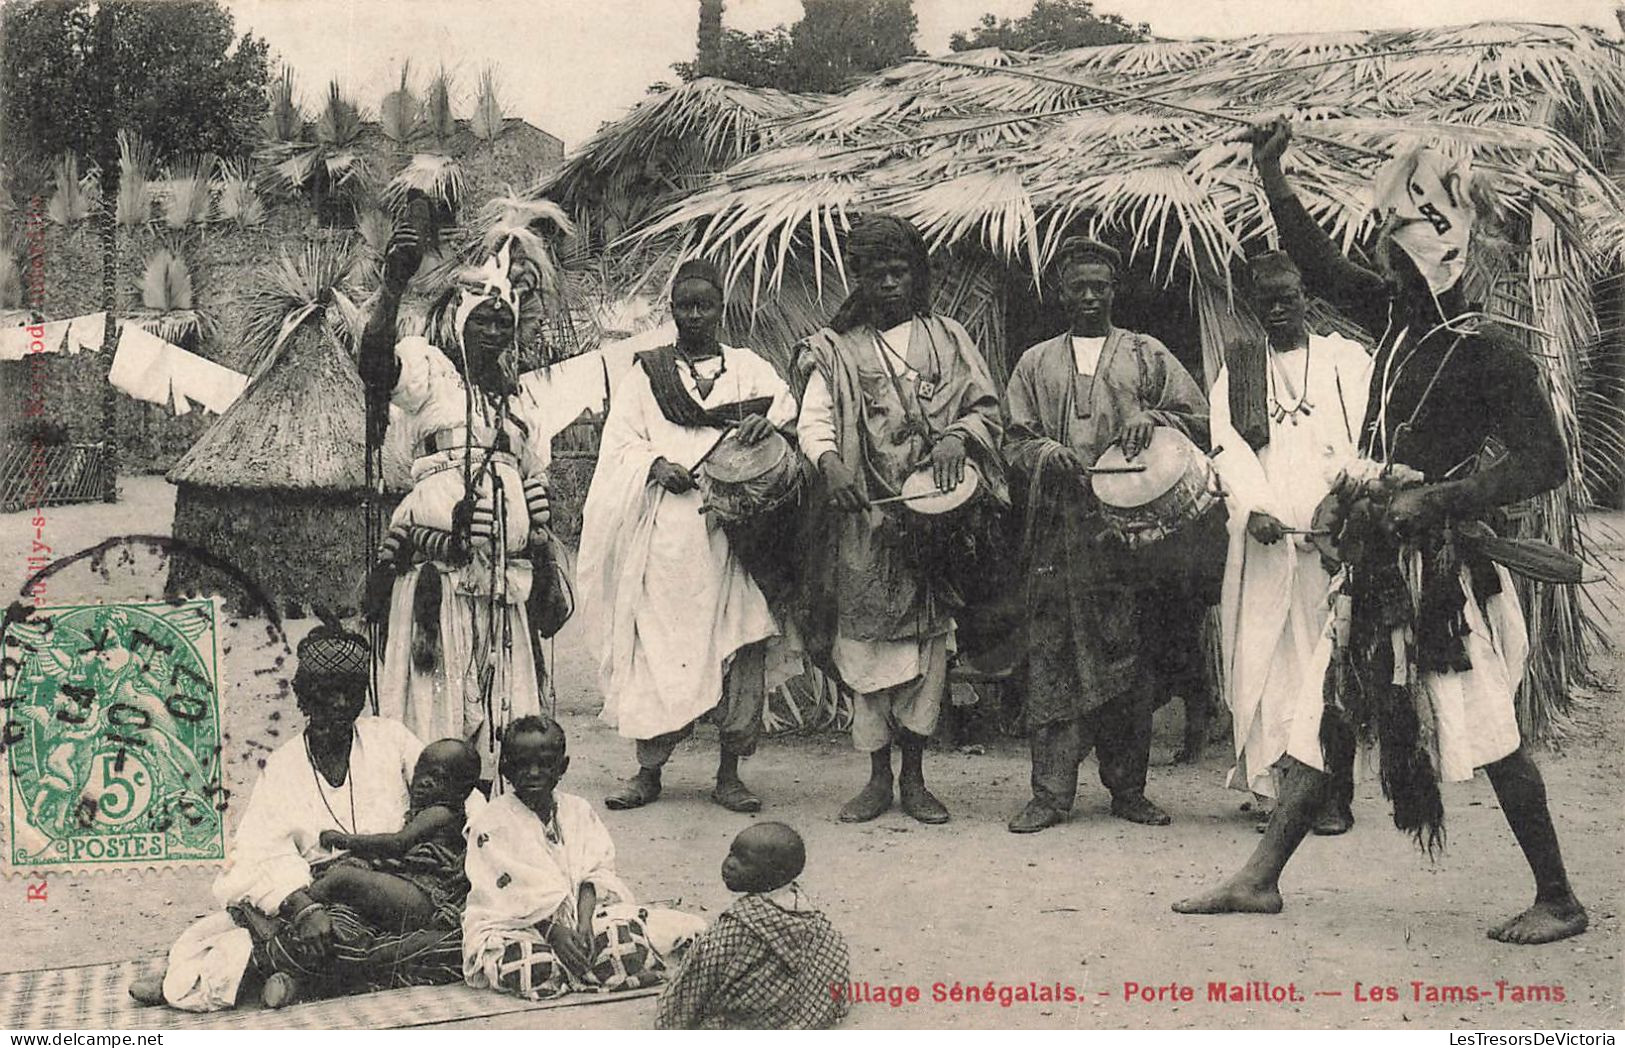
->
[577, 258, 799, 813]
[1003, 237, 1210, 833]
[792, 213, 1006, 825]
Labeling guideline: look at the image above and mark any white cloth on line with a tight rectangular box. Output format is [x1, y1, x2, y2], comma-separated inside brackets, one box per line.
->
[109, 324, 248, 415]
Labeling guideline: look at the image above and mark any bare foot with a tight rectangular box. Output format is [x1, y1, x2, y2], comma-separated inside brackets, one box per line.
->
[1173, 878, 1284, 915]
[1487, 896, 1588, 945]
[128, 974, 166, 1006]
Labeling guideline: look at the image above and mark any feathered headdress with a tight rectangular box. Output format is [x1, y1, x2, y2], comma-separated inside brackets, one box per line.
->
[433, 193, 575, 355]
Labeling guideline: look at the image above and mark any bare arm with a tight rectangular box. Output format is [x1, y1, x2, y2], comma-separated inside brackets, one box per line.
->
[1249, 118, 1389, 332]
[321, 805, 458, 859]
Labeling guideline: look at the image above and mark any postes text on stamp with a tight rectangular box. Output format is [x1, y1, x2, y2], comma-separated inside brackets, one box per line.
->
[3, 600, 226, 873]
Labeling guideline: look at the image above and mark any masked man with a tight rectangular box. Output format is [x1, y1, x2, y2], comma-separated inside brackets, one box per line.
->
[1176, 119, 1587, 947]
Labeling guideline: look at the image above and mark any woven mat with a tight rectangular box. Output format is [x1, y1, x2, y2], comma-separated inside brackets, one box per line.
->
[0, 959, 659, 1030]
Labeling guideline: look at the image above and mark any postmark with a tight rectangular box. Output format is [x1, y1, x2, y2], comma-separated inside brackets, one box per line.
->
[2, 599, 226, 873]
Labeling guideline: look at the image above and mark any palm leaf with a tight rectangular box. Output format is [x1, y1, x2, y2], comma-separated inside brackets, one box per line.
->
[380, 63, 420, 144]
[241, 240, 366, 378]
[470, 67, 505, 142]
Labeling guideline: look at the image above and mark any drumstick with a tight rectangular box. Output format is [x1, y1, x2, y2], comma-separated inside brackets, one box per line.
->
[1086, 464, 1149, 475]
[869, 489, 954, 506]
[689, 427, 735, 473]
[1283, 527, 1331, 537]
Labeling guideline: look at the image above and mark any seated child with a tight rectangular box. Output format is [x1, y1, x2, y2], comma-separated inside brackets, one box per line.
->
[462, 716, 704, 1000]
[311, 737, 481, 930]
[655, 823, 851, 1029]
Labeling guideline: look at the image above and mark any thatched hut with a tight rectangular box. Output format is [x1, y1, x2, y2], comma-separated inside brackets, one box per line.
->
[165, 240, 390, 617]
[586, 22, 1625, 736]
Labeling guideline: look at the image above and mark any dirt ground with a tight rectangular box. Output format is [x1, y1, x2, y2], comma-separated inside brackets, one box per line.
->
[2, 476, 1621, 1030]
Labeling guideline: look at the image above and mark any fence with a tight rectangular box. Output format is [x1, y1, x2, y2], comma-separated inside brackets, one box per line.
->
[0, 441, 114, 512]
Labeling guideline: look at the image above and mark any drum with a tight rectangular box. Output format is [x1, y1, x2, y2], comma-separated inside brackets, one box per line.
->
[890, 460, 1012, 611]
[1090, 427, 1219, 550]
[1090, 426, 1227, 602]
[697, 428, 806, 606]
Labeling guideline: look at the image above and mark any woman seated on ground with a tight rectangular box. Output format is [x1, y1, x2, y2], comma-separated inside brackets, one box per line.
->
[462, 715, 705, 1000]
[131, 623, 466, 1012]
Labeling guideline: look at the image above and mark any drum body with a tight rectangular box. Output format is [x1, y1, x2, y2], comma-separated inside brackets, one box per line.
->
[697, 430, 806, 607]
[1090, 427, 1226, 603]
[1091, 427, 1219, 550]
[895, 461, 1012, 611]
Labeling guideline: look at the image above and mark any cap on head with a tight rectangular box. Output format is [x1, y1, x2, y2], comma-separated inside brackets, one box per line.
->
[294, 621, 370, 682]
[1053, 236, 1122, 279]
[673, 257, 724, 296]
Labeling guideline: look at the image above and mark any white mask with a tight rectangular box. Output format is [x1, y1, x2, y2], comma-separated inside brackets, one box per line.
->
[1371, 147, 1474, 296]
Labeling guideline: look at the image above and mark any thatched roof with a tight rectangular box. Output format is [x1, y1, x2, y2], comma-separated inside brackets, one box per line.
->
[167, 318, 369, 492]
[541, 78, 824, 243]
[638, 23, 1625, 297]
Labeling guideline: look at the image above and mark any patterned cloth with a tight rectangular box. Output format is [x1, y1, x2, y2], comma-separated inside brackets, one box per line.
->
[243, 897, 464, 998]
[655, 888, 850, 1030]
[488, 906, 670, 1001]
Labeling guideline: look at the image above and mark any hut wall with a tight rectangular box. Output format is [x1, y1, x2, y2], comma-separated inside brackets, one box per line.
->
[165, 483, 386, 618]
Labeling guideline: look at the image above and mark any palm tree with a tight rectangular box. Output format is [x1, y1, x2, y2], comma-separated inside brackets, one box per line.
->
[261, 80, 371, 228]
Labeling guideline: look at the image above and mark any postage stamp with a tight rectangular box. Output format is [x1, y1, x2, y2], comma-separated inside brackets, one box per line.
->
[2, 599, 226, 873]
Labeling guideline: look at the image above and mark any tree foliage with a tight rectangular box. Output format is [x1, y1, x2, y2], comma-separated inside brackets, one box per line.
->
[949, 0, 1148, 53]
[1, 0, 271, 167]
[675, 0, 916, 93]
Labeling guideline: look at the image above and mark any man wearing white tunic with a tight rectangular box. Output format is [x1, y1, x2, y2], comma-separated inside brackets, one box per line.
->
[577, 260, 797, 813]
[130, 625, 463, 1012]
[463, 716, 704, 999]
[361, 204, 561, 776]
[1209, 252, 1371, 835]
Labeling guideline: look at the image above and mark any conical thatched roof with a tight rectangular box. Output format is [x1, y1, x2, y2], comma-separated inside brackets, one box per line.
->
[636, 23, 1625, 296]
[167, 317, 368, 492]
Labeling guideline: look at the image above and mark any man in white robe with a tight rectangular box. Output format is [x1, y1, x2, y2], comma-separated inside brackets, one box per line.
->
[132, 625, 463, 1012]
[361, 205, 560, 778]
[1209, 251, 1372, 834]
[463, 716, 704, 999]
[577, 260, 797, 813]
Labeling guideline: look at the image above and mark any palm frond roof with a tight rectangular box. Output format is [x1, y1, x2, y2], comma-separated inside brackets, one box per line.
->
[541, 77, 826, 208]
[632, 23, 1625, 296]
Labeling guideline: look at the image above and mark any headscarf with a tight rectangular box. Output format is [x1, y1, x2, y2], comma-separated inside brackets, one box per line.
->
[1371, 147, 1474, 297]
[830, 213, 932, 332]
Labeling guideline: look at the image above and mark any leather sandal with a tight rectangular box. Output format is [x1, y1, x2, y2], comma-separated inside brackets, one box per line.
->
[711, 779, 762, 813]
[604, 769, 661, 810]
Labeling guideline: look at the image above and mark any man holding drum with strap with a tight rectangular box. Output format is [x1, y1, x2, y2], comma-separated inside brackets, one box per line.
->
[792, 214, 1006, 825]
[1003, 237, 1210, 834]
[578, 259, 799, 813]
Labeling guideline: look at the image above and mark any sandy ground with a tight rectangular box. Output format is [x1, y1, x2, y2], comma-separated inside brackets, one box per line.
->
[2, 476, 1621, 1030]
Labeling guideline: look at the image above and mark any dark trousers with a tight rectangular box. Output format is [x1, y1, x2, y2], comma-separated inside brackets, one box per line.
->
[1029, 689, 1153, 811]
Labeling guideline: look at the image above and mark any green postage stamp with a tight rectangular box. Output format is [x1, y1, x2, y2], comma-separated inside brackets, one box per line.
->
[2, 600, 226, 874]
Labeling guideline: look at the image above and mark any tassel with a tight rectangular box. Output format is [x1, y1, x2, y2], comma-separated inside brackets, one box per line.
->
[411, 567, 443, 673]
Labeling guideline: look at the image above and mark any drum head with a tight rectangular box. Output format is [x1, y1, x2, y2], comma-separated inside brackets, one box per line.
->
[900, 461, 981, 515]
[1091, 427, 1197, 510]
[702, 428, 789, 483]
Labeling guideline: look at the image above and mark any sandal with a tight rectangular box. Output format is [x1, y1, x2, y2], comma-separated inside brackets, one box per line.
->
[604, 769, 661, 810]
[711, 779, 762, 813]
